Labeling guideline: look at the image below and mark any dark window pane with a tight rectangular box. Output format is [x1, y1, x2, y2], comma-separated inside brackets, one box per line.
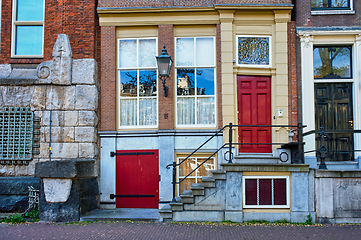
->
[314, 46, 351, 79]
[120, 70, 137, 97]
[331, 0, 349, 8]
[139, 70, 157, 96]
[274, 179, 287, 205]
[177, 69, 195, 95]
[245, 179, 257, 205]
[311, 0, 328, 8]
[259, 179, 272, 205]
[197, 68, 214, 95]
[312, 0, 349, 8]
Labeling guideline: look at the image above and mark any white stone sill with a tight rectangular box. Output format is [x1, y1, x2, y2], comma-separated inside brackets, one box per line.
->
[311, 10, 355, 15]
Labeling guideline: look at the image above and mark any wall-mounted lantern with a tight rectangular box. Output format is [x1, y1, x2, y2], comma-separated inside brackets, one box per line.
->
[156, 45, 172, 97]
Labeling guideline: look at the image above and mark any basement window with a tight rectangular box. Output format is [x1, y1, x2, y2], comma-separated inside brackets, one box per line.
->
[242, 176, 290, 209]
[0, 107, 38, 165]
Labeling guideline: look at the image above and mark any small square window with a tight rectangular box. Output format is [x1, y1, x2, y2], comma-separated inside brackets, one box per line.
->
[237, 36, 271, 67]
[313, 46, 352, 79]
[243, 176, 290, 208]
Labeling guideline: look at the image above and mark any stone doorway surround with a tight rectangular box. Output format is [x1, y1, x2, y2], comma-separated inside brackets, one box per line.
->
[298, 29, 361, 169]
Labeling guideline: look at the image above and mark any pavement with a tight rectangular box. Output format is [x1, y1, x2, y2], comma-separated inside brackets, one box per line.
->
[80, 208, 161, 222]
[1, 221, 361, 240]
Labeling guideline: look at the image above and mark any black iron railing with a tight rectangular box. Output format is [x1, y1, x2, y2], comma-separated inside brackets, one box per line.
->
[304, 128, 361, 169]
[166, 123, 305, 202]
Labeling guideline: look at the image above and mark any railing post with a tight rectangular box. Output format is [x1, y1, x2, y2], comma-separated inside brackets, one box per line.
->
[318, 127, 328, 169]
[228, 122, 233, 163]
[297, 122, 304, 164]
[171, 161, 177, 202]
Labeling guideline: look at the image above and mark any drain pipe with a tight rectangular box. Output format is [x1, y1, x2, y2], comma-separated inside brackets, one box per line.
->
[49, 110, 52, 161]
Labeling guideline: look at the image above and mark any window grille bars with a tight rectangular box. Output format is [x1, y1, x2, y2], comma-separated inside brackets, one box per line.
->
[0, 107, 35, 165]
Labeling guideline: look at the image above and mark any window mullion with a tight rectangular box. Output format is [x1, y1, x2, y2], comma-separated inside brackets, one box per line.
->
[194, 67, 198, 125]
[257, 179, 259, 206]
[271, 179, 274, 205]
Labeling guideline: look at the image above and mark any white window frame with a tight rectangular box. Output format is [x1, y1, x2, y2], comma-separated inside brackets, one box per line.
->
[236, 35, 272, 68]
[242, 175, 290, 209]
[117, 37, 159, 129]
[176, 156, 216, 196]
[175, 36, 217, 128]
[11, 0, 45, 58]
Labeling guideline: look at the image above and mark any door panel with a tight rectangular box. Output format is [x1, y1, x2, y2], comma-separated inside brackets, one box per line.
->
[237, 76, 271, 153]
[315, 83, 354, 161]
[116, 150, 159, 208]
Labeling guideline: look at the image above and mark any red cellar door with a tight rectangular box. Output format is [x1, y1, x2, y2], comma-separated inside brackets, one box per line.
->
[116, 150, 159, 208]
[237, 76, 272, 153]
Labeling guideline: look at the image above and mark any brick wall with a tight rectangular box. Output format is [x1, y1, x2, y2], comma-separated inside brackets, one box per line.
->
[295, 0, 361, 27]
[288, 21, 298, 140]
[99, 0, 292, 8]
[158, 25, 175, 130]
[99, 26, 116, 131]
[0, 0, 98, 64]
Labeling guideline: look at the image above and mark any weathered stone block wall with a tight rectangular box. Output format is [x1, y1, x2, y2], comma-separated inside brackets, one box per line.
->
[35, 160, 98, 222]
[0, 177, 41, 212]
[315, 171, 361, 224]
[0, 34, 99, 177]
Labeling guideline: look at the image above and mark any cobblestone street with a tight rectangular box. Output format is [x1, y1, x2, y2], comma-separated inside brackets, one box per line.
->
[1, 221, 361, 240]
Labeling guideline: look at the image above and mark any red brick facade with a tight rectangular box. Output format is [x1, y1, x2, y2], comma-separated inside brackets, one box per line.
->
[99, 26, 116, 131]
[0, 0, 98, 64]
[295, 0, 361, 27]
[158, 25, 175, 130]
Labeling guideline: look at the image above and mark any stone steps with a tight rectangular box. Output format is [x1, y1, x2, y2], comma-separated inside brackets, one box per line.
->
[234, 153, 278, 164]
[160, 170, 226, 222]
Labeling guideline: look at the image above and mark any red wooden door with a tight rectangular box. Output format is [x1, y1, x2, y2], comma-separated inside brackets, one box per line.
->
[116, 150, 159, 208]
[237, 76, 271, 153]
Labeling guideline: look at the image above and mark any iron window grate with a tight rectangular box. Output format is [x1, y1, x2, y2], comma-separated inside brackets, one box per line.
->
[0, 107, 34, 164]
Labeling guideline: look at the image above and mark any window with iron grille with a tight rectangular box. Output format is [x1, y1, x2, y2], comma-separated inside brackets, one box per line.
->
[242, 176, 290, 208]
[0, 107, 35, 165]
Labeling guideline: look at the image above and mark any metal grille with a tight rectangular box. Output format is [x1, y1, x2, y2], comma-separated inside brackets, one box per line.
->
[0, 107, 34, 165]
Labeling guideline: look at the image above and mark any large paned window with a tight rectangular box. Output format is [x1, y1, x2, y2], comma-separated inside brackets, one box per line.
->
[242, 176, 290, 208]
[313, 46, 352, 79]
[118, 38, 158, 128]
[175, 37, 216, 127]
[311, 0, 350, 10]
[12, 0, 44, 57]
[177, 156, 215, 196]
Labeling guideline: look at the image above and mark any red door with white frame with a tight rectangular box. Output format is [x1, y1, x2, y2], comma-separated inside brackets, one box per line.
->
[116, 150, 159, 208]
[237, 76, 271, 153]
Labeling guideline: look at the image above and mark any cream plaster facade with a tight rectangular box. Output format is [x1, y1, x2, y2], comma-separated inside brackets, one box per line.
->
[99, 6, 292, 149]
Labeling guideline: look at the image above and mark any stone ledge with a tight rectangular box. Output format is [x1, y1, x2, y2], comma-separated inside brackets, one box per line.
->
[315, 170, 361, 178]
[221, 163, 310, 172]
[0, 177, 41, 195]
[35, 159, 95, 178]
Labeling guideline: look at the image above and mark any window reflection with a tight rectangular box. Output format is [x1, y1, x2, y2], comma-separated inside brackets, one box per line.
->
[313, 46, 351, 79]
[139, 70, 157, 96]
[120, 70, 137, 97]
